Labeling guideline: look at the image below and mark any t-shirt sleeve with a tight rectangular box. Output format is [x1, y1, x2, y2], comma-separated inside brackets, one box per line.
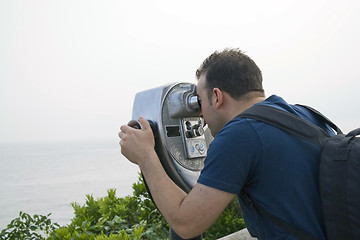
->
[197, 119, 262, 194]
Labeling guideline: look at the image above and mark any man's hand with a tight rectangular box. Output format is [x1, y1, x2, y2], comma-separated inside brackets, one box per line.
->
[118, 116, 155, 165]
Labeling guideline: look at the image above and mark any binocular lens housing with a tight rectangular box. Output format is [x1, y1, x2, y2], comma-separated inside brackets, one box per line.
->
[131, 82, 213, 192]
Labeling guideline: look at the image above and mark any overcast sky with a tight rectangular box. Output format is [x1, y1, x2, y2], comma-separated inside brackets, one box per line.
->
[1, 0, 359, 144]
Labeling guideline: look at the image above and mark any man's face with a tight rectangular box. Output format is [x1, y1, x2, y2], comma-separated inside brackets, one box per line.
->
[196, 74, 221, 136]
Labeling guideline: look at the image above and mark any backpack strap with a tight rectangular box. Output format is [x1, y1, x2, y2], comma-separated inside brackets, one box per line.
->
[296, 104, 342, 135]
[240, 191, 322, 240]
[238, 104, 339, 146]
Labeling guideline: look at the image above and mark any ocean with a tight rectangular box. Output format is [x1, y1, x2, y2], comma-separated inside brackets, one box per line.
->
[0, 139, 139, 230]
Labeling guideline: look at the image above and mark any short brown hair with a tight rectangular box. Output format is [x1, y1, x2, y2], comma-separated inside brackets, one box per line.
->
[196, 48, 264, 100]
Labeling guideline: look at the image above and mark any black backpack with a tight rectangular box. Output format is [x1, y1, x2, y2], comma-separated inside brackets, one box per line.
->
[238, 104, 360, 240]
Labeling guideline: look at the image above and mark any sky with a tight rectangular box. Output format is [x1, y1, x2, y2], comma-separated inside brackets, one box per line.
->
[1, 0, 359, 144]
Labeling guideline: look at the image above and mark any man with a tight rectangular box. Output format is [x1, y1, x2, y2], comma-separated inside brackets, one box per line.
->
[119, 48, 329, 239]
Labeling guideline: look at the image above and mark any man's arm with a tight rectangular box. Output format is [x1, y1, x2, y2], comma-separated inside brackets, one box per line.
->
[119, 117, 235, 239]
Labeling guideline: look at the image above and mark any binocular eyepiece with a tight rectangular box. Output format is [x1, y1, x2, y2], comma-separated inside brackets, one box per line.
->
[167, 85, 200, 118]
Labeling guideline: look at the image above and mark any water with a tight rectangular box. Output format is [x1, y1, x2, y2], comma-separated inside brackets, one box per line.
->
[0, 139, 140, 230]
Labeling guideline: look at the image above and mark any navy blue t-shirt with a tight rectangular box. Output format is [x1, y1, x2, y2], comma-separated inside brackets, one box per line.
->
[198, 95, 331, 240]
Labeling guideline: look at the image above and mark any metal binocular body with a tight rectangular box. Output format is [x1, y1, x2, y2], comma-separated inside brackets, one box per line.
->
[131, 82, 213, 193]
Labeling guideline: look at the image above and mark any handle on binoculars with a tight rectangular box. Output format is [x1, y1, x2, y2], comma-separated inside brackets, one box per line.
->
[127, 119, 157, 138]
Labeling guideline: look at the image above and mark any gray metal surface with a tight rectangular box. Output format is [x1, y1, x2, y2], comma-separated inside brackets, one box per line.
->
[131, 82, 213, 192]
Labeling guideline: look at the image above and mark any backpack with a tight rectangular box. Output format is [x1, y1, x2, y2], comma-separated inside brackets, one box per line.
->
[238, 104, 360, 240]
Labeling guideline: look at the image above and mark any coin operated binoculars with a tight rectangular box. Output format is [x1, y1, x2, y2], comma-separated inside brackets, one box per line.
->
[130, 82, 213, 240]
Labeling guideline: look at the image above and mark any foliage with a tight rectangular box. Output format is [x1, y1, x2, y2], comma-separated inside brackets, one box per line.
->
[1, 173, 245, 239]
[48, 174, 169, 240]
[0, 211, 59, 240]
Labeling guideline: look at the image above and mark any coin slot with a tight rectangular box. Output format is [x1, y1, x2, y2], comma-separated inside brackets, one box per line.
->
[166, 126, 181, 137]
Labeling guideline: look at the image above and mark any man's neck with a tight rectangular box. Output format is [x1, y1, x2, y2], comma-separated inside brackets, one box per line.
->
[229, 96, 266, 121]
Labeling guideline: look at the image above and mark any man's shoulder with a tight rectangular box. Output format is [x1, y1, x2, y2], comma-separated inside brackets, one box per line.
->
[220, 116, 261, 137]
[212, 117, 265, 152]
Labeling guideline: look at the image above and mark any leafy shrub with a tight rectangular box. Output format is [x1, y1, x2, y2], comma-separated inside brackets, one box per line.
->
[1, 173, 245, 239]
[0, 211, 59, 240]
[48, 174, 169, 240]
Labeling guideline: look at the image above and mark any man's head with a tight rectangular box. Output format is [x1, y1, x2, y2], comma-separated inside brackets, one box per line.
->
[195, 48, 265, 136]
[196, 48, 264, 102]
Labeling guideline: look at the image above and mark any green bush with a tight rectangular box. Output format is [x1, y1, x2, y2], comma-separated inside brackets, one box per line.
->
[0, 212, 59, 240]
[1, 174, 245, 239]
[48, 175, 169, 240]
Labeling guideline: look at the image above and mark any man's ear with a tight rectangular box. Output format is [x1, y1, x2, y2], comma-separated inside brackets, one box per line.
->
[213, 88, 223, 109]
